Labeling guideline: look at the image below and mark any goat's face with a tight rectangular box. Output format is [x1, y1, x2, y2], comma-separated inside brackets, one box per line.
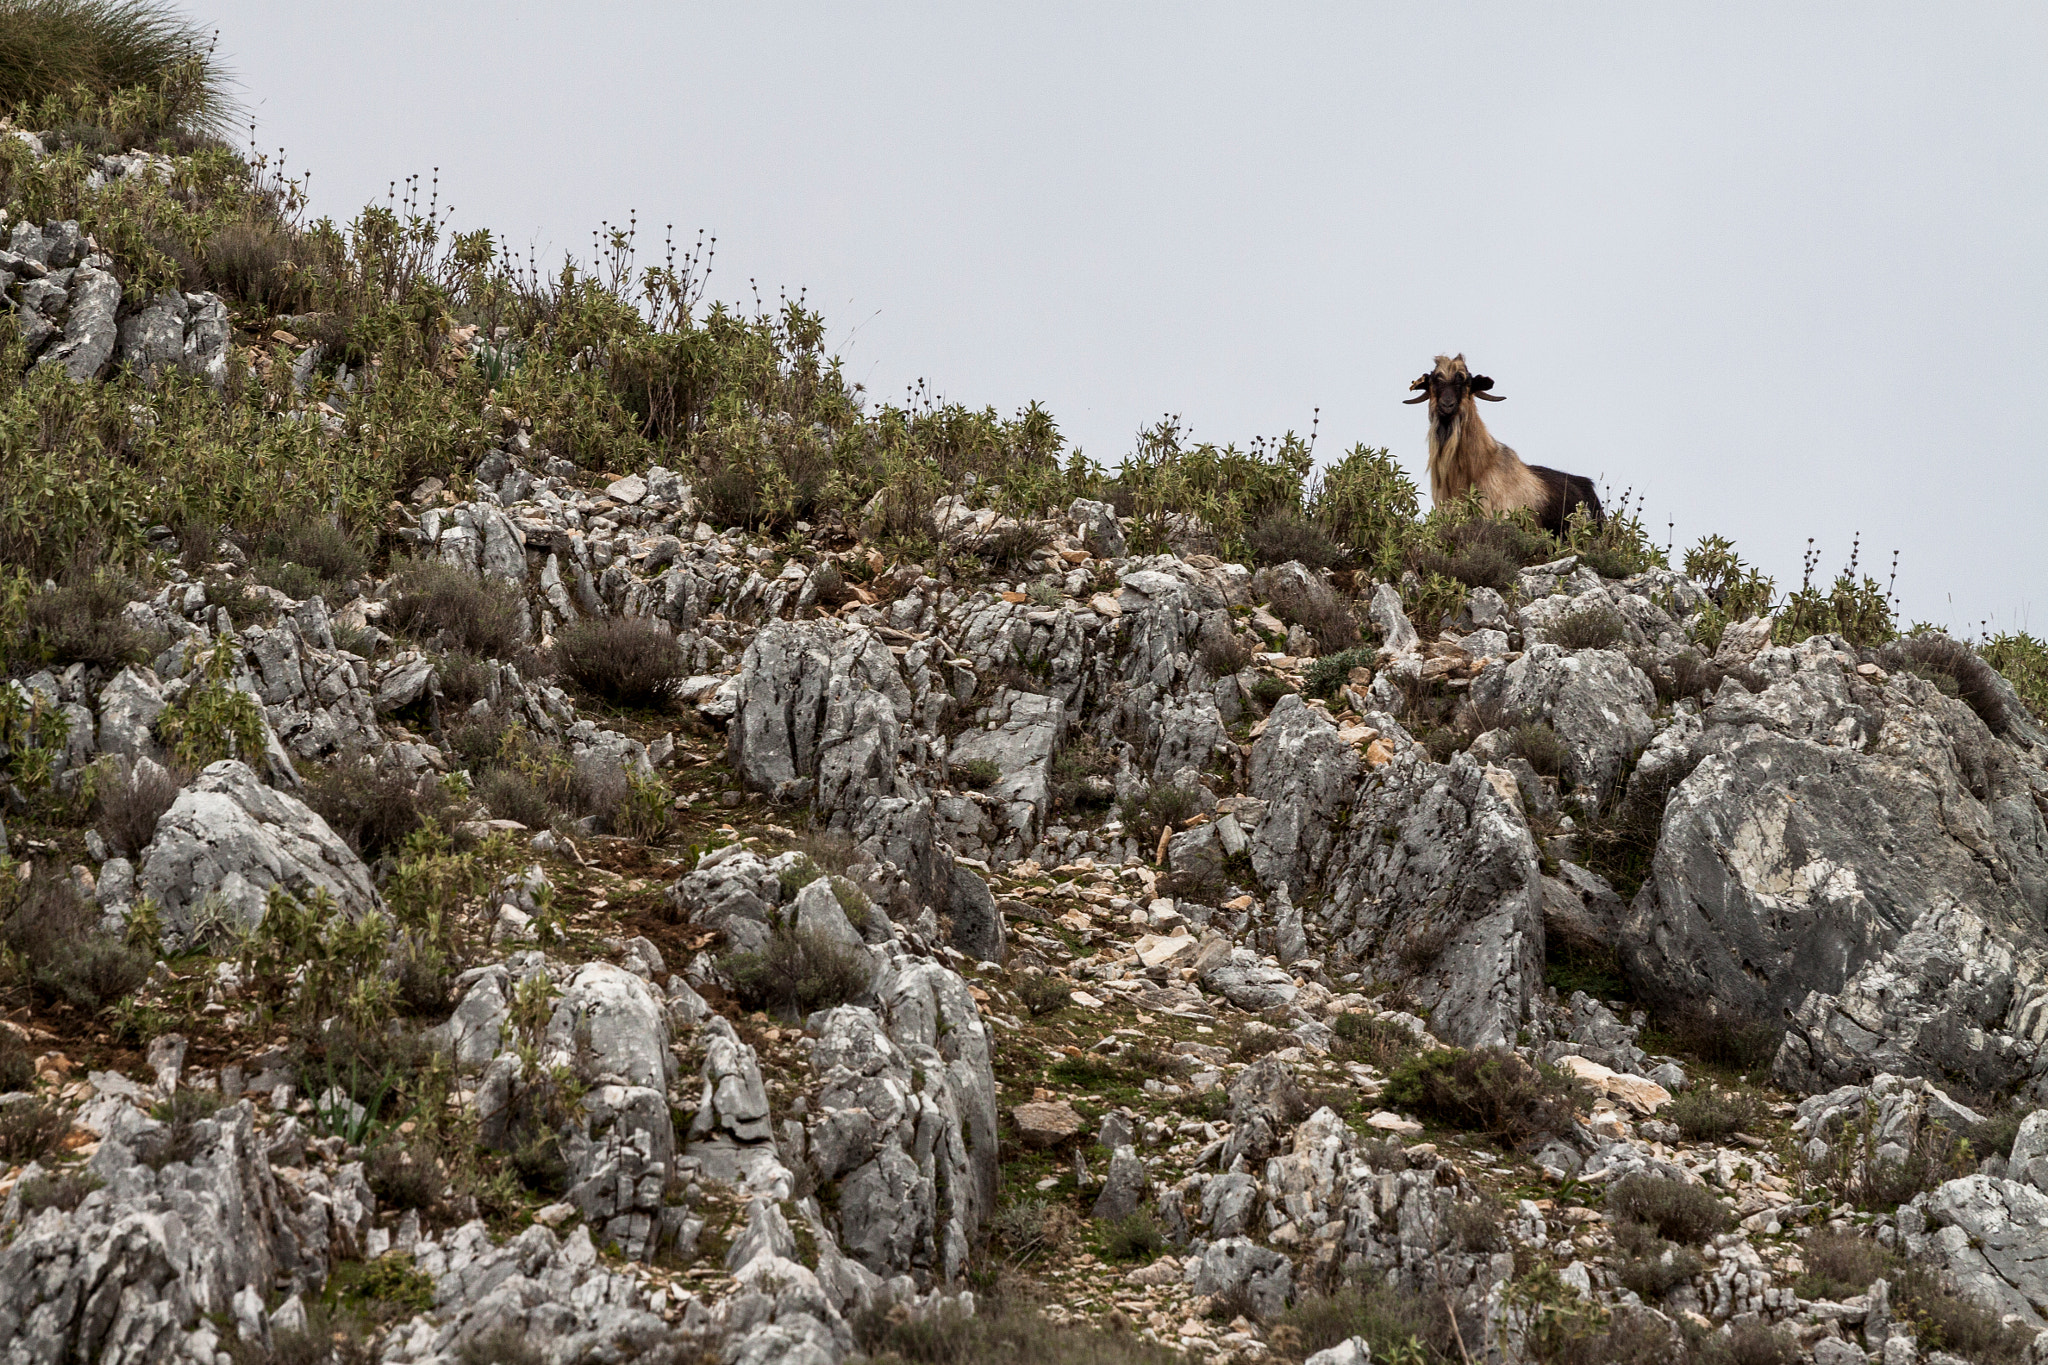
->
[1405, 353, 1503, 418]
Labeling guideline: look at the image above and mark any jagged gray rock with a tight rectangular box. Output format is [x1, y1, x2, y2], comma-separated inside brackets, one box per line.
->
[138, 759, 378, 948]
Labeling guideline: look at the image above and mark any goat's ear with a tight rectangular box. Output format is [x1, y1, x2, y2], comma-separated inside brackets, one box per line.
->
[1469, 375, 1494, 391]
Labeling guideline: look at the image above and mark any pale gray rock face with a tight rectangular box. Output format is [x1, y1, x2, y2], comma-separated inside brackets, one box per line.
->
[1468, 643, 1658, 809]
[115, 288, 189, 378]
[1248, 694, 1360, 894]
[1321, 749, 1546, 1049]
[97, 665, 167, 760]
[728, 619, 911, 810]
[1069, 497, 1125, 559]
[0, 1099, 368, 1364]
[138, 759, 378, 948]
[1191, 1237, 1294, 1319]
[946, 687, 1066, 859]
[1916, 1174, 2048, 1329]
[36, 261, 120, 381]
[1616, 640, 2048, 1094]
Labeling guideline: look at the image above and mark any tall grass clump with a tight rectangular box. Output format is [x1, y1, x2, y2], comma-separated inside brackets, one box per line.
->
[0, 0, 236, 143]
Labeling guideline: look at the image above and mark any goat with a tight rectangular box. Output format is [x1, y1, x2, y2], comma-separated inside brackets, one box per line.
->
[1404, 354, 1603, 536]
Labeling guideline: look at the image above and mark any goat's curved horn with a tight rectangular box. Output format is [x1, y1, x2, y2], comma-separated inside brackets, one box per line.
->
[1402, 394, 1429, 403]
[1474, 391, 1506, 401]
[1469, 375, 1505, 401]
[1403, 374, 1431, 402]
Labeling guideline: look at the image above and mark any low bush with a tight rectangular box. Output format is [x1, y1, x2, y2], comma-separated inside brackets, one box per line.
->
[1892, 1263, 2034, 1364]
[94, 753, 187, 856]
[1330, 1012, 1421, 1070]
[1546, 603, 1628, 651]
[1808, 1106, 1972, 1210]
[1098, 1210, 1166, 1261]
[1303, 645, 1375, 700]
[1411, 513, 1553, 593]
[989, 1197, 1079, 1264]
[365, 1135, 445, 1211]
[1605, 1172, 1732, 1245]
[1667, 1085, 1761, 1143]
[1197, 629, 1252, 677]
[0, 1027, 35, 1090]
[1274, 1284, 1462, 1363]
[1016, 974, 1072, 1018]
[1646, 1009, 1783, 1076]
[0, 1095, 70, 1161]
[13, 1166, 101, 1213]
[1984, 631, 2048, 725]
[1115, 784, 1200, 850]
[253, 519, 366, 597]
[454, 1326, 549, 1365]
[1447, 1196, 1505, 1253]
[1049, 737, 1117, 814]
[955, 757, 1002, 790]
[0, 866, 150, 1012]
[1382, 1047, 1584, 1148]
[1695, 1320, 1800, 1365]
[476, 766, 554, 830]
[1612, 1218, 1705, 1299]
[1246, 510, 1341, 569]
[301, 753, 460, 861]
[1794, 1227, 1891, 1302]
[855, 1297, 1183, 1365]
[433, 651, 495, 709]
[1881, 633, 2011, 736]
[387, 559, 527, 660]
[1252, 564, 1359, 652]
[721, 922, 874, 1017]
[1248, 674, 1296, 709]
[553, 615, 687, 707]
[21, 571, 161, 667]
[1506, 721, 1570, 780]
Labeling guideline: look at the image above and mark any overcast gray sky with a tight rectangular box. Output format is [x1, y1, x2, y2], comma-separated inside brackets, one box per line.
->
[198, 2, 2046, 634]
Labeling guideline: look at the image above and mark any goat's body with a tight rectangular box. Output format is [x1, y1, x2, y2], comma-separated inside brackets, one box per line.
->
[1426, 398, 1603, 536]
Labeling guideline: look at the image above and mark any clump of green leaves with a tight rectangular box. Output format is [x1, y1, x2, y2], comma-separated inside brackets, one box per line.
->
[157, 640, 265, 769]
[1382, 1047, 1584, 1149]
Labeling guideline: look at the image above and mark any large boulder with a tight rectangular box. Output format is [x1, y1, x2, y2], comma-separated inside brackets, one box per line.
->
[1248, 695, 1360, 894]
[0, 1098, 364, 1361]
[35, 261, 120, 382]
[1468, 643, 1658, 809]
[1321, 748, 1546, 1049]
[1618, 641, 2048, 1094]
[946, 687, 1065, 860]
[728, 620, 911, 813]
[138, 760, 378, 948]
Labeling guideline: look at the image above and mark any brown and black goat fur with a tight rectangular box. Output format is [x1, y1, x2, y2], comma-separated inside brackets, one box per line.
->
[1405, 354, 1602, 536]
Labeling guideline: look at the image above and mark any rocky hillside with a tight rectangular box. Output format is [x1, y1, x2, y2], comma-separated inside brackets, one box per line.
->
[7, 58, 2048, 1365]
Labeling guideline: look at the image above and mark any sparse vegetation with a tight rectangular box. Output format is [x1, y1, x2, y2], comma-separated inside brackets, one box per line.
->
[1545, 603, 1628, 651]
[1382, 1047, 1584, 1149]
[1667, 1085, 1762, 1143]
[388, 560, 528, 661]
[1605, 1172, 1732, 1246]
[554, 615, 687, 707]
[720, 921, 874, 1017]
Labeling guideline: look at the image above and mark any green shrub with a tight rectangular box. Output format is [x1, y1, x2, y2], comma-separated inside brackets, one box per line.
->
[1506, 721, 1570, 779]
[388, 559, 527, 660]
[1330, 1012, 1420, 1069]
[1049, 737, 1116, 813]
[0, 1026, 35, 1091]
[1892, 1263, 2034, 1364]
[1794, 1227, 1891, 1302]
[1249, 674, 1297, 708]
[1411, 511, 1552, 592]
[1309, 442, 1419, 576]
[1881, 633, 2011, 735]
[13, 1166, 101, 1212]
[1667, 1085, 1760, 1143]
[1274, 1285, 1460, 1363]
[1807, 1104, 1973, 1210]
[1683, 535, 1776, 625]
[432, 650, 494, 709]
[553, 615, 687, 708]
[854, 1298, 1184, 1365]
[1246, 510, 1341, 569]
[1773, 537, 1896, 649]
[1611, 1218, 1704, 1299]
[955, 757, 1002, 790]
[157, 642, 265, 769]
[365, 1135, 444, 1211]
[93, 753, 187, 856]
[0, 0, 235, 139]
[1447, 1196, 1505, 1253]
[301, 753, 460, 861]
[1116, 784, 1200, 850]
[1563, 488, 1666, 580]
[1302, 646, 1373, 700]
[1695, 1320, 1800, 1365]
[1382, 1047, 1583, 1148]
[1605, 1172, 1731, 1245]
[1984, 631, 2048, 724]
[1197, 629, 1252, 677]
[1099, 1210, 1166, 1261]
[455, 1326, 549, 1365]
[1546, 604, 1627, 651]
[721, 922, 873, 1018]
[1017, 974, 1071, 1018]
[0, 1095, 70, 1161]
[0, 865, 149, 1011]
[21, 571, 161, 667]
[476, 766, 554, 830]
